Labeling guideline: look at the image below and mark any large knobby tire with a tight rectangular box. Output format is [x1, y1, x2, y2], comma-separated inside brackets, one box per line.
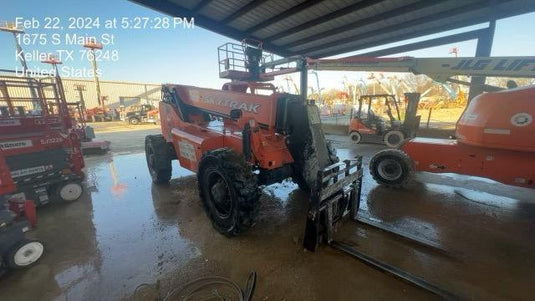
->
[145, 135, 172, 184]
[370, 149, 414, 188]
[7, 239, 45, 269]
[198, 148, 260, 236]
[292, 140, 339, 193]
[383, 130, 405, 148]
[350, 131, 362, 144]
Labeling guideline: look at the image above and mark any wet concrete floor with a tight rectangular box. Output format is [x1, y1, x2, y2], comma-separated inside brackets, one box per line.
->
[1, 129, 534, 300]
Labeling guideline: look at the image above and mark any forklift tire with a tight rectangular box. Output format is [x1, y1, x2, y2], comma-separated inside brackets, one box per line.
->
[145, 135, 172, 184]
[383, 130, 405, 148]
[370, 149, 413, 188]
[198, 148, 260, 236]
[6, 239, 44, 269]
[55, 181, 83, 202]
[129, 117, 140, 125]
[350, 131, 362, 144]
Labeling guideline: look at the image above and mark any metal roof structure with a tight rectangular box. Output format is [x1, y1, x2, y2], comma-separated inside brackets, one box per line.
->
[131, 0, 535, 58]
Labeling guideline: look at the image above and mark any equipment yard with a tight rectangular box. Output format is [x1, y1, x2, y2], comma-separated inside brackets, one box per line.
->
[2, 1, 535, 300]
[0, 129, 533, 300]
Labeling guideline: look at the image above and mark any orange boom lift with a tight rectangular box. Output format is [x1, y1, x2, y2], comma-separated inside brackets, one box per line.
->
[308, 56, 535, 188]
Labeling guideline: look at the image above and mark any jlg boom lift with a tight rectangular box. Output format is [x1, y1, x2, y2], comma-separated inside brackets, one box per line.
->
[308, 56, 535, 188]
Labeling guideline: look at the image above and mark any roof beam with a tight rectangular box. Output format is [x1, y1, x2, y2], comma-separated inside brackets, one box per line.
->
[283, 0, 446, 48]
[356, 28, 489, 57]
[264, 0, 386, 42]
[297, 0, 491, 55]
[220, 0, 270, 24]
[244, 0, 325, 34]
[130, 0, 292, 56]
[309, 0, 535, 58]
[310, 16, 492, 58]
[192, 0, 214, 12]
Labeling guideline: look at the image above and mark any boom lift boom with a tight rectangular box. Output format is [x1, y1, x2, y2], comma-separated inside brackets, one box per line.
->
[307, 55, 535, 188]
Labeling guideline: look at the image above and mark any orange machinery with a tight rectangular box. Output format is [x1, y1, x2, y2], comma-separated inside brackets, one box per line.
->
[309, 56, 535, 188]
[372, 85, 534, 188]
[349, 93, 421, 148]
[146, 42, 362, 242]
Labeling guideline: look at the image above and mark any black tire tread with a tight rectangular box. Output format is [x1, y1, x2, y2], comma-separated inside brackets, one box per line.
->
[145, 135, 172, 184]
[370, 149, 414, 188]
[198, 148, 260, 236]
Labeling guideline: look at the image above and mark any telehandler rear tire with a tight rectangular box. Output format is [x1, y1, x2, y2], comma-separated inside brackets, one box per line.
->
[198, 148, 260, 236]
[145, 135, 172, 184]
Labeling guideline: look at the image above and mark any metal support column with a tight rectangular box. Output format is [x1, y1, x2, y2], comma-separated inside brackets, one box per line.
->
[468, 20, 496, 101]
[299, 58, 308, 102]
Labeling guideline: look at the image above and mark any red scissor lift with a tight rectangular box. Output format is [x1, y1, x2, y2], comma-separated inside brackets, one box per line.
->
[0, 71, 85, 207]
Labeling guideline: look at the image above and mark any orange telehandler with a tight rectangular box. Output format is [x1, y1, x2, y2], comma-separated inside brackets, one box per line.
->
[146, 42, 362, 246]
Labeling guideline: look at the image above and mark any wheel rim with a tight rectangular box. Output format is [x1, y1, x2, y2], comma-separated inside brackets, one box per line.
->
[207, 171, 232, 218]
[14, 242, 44, 266]
[60, 183, 83, 201]
[131, 119, 138, 124]
[386, 134, 401, 145]
[377, 159, 403, 181]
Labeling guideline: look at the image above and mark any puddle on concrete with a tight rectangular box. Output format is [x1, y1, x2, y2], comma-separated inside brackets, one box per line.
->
[0, 153, 200, 300]
[2, 144, 534, 300]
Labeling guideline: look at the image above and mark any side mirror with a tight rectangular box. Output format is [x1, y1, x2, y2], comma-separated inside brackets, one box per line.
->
[230, 109, 242, 120]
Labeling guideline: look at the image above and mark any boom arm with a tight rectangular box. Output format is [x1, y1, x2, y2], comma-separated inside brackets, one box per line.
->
[307, 56, 535, 81]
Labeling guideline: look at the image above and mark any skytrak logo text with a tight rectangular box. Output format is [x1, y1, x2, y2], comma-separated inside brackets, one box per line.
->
[201, 96, 261, 114]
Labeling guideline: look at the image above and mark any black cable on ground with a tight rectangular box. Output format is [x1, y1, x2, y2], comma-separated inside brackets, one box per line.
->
[164, 276, 243, 301]
[133, 272, 257, 301]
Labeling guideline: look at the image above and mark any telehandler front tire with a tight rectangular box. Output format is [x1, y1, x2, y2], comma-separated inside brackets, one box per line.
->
[145, 135, 172, 184]
[198, 148, 260, 236]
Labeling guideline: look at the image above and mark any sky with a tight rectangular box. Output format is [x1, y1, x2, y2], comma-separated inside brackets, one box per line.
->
[1, 0, 534, 91]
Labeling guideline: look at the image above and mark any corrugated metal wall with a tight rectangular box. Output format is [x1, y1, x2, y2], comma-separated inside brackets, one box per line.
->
[62, 78, 162, 109]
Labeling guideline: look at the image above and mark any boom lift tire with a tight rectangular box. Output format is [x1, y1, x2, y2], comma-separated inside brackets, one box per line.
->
[350, 131, 362, 144]
[198, 148, 260, 236]
[370, 149, 413, 188]
[383, 130, 405, 148]
[145, 135, 172, 184]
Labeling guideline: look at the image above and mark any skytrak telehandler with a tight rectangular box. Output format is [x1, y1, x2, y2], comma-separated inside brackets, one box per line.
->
[146, 42, 363, 243]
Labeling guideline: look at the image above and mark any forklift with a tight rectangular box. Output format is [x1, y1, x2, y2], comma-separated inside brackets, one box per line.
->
[121, 104, 159, 125]
[349, 93, 421, 147]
